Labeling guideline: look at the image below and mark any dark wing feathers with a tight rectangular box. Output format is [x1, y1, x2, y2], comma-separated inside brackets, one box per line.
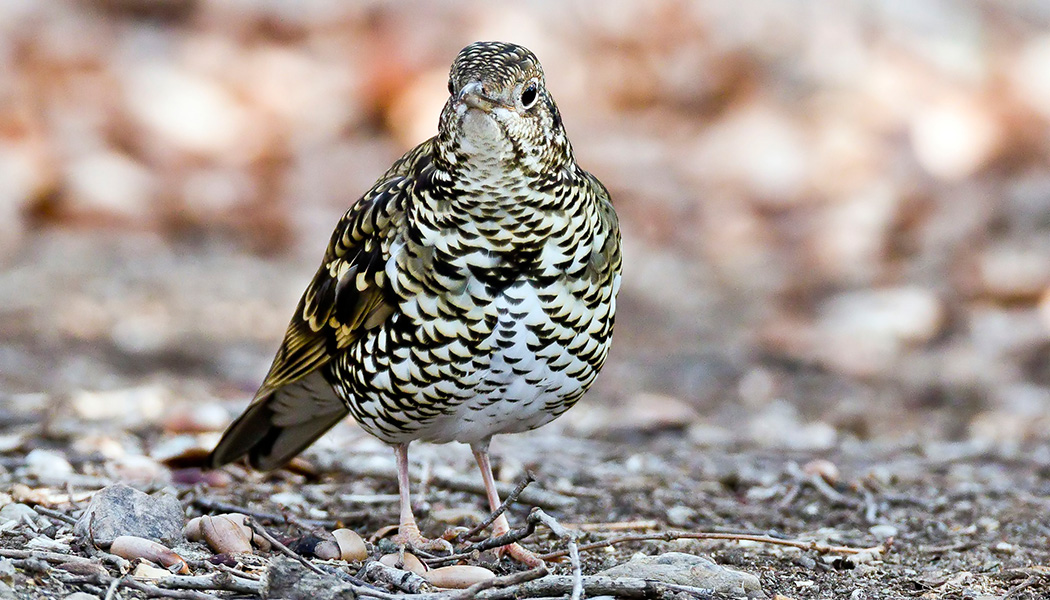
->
[207, 142, 427, 470]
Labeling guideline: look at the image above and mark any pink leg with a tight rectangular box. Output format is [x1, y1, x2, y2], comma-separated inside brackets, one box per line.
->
[393, 443, 451, 553]
[472, 442, 544, 566]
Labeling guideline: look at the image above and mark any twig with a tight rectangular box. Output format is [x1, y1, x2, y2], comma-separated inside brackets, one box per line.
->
[861, 487, 878, 523]
[246, 517, 391, 596]
[155, 572, 264, 595]
[0, 548, 102, 570]
[444, 566, 548, 600]
[85, 546, 132, 574]
[1003, 575, 1039, 599]
[103, 574, 124, 600]
[192, 497, 348, 528]
[653, 581, 716, 598]
[562, 520, 660, 532]
[532, 510, 582, 600]
[537, 529, 888, 561]
[452, 473, 534, 544]
[33, 505, 79, 525]
[427, 512, 542, 567]
[245, 517, 327, 577]
[432, 471, 574, 510]
[473, 575, 661, 599]
[360, 560, 429, 593]
[55, 573, 221, 600]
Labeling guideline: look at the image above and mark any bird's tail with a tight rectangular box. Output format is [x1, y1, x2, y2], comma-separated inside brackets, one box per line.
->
[208, 370, 349, 471]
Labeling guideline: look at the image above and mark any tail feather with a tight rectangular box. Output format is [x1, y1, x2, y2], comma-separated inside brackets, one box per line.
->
[208, 371, 348, 471]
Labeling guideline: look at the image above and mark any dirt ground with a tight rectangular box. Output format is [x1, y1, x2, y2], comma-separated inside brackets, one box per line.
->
[1, 385, 1049, 599]
[3, 1, 1050, 598]
[0, 234, 1047, 600]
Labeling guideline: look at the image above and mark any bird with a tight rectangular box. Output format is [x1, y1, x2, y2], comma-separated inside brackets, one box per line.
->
[208, 40, 622, 565]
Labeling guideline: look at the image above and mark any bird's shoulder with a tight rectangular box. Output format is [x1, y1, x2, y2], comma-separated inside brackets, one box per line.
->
[255, 138, 438, 397]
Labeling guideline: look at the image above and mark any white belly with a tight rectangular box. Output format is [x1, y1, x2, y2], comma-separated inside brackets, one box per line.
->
[415, 282, 585, 444]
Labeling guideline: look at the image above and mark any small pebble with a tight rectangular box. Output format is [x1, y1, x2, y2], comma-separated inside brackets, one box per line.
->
[0, 503, 40, 528]
[802, 459, 840, 485]
[425, 565, 495, 589]
[868, 524, 898, 539]
[269, 492, 307, 507]
[111, 536, 189, 574]
[992, 542, 1015, 554]
[132, 562, 173, 580]
[200, 515, 252, 554]
[795, 556, 816, 570]
[665, 505, 695, 527]
[332, 529, 367, 562]
[24, 449, 74, 478]
[379, 552, 427, 576]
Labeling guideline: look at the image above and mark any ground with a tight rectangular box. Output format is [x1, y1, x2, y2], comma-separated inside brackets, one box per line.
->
[2, 3, 1050, 596]
[1, 382, 1048, 598]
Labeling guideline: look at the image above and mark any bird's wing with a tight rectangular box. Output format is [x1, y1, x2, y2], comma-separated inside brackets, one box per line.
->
[208, 142, 431, 470]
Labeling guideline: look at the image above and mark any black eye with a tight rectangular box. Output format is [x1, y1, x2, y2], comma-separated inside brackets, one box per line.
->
[448, 79, 454, 95]
[520, 83, 538, 108]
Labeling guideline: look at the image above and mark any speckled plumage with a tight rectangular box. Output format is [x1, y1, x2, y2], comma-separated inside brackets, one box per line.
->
[209, 44, 620, 549]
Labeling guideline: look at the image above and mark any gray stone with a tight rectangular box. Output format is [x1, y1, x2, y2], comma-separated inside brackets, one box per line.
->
[73, 483, 184, 547]
[0, 559, 13, 581]
[64, 594, 101, 600]
[0, 503, 42, 528]
[598, 552, 765, 599]
[265, 556, 356, 600]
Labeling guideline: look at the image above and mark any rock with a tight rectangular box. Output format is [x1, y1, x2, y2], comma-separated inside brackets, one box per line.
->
[665, 505, 696, 527]
[869, 524, 898, 539]
[23, 449, 74, 479]
[598, 552, 764, 599]
[0, 503, 42, 528]
[909, 94, 1002, 181]
[74, 483, 184, 547]
[813, 286, 944, 376]
[265, 555, 356, 600]
[0, 558, 14, 580]
[65, 593, 102, 600]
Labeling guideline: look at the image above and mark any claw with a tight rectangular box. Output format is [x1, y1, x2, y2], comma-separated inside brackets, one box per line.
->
[395, 522, 453, 554]
[495, 541, 544, 567]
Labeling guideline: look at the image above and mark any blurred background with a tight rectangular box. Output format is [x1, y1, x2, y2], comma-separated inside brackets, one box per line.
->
[2, 0, 1050, 450]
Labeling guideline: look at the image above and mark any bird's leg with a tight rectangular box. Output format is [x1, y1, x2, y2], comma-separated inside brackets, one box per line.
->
[392, 443, 451, 554]
[471, 441, 544, 566]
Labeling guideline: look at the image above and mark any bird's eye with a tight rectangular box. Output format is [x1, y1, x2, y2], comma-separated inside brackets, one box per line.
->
[448, 79, 454, 95]
[520, 83, 538, 109]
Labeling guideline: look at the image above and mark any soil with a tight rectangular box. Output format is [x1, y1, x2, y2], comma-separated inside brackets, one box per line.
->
[0, 232, 1047, 600]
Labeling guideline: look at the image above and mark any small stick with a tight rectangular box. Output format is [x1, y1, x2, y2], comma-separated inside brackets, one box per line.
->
[532, 510, 582, 600]
[193, 497, 347, 528]
[1003, 575, 1039, 599]
[445, 566, 548, 600]
[452, 473, 534, 544]
[0, 548, 102, 569]
[246, 517, 392, 597]
[103, 575, 124, 600]
[32, 505, 78, 525]
[430, 472, 574, 510]
[245, 517, 327, 577]
[562, 520, 659, 532]
[538, 530, 889, 561]
[360, 560, 429, 594]
[155, 572, 264, 595]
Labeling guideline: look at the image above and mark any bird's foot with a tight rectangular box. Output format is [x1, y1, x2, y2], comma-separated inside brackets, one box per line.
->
[395, 523, 453, 555]
[495, 541, 545, 567]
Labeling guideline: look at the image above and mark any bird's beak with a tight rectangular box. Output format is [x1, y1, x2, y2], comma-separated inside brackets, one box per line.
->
[458, 82, 499, 111]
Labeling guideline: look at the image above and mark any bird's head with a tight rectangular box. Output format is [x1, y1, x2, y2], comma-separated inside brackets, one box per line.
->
[436, 41, 572, 175]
